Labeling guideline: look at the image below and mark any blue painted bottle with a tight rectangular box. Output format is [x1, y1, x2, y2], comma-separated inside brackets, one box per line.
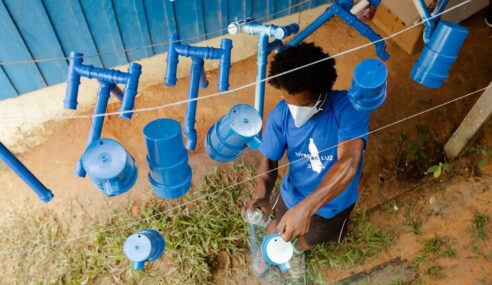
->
[81, 138, 138, 197]
[143, 118, 192, 199]
[205, 104, 263, 163]
[347, 59, 387, 111]
[411, 21, 469, 88]
[123, 229, 165, 270]
[261, 234, 293, 272]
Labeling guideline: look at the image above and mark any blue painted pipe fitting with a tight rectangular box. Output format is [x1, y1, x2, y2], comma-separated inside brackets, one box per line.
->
[261, 234, 294, 272]
[143, 118, 192, 199]
[284, 0, 389, 61]
[124, 229, 165, 270]
[164, 33, 232, 150]
[411, 21, 468, 89]
[81, 138, 138, 197]
[0, 142, 54, 203]
[348, 59, 388, 111]
[204, 104, 263, 163]
[64, 51, 142, 119]
[227, 18, 299, 119]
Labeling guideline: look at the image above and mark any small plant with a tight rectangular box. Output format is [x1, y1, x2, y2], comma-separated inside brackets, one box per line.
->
[405, 201, 424, 235]
[427, 264, 447, 279]
[472, 211, 489, 240]
[468, 145, 492, 169]
[406, 135, 427, 161]
[393, 133, 407, 178]
[426, 162, 449, 178]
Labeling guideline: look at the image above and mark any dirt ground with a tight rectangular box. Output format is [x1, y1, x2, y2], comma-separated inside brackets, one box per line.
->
[0, 8, 491, 285]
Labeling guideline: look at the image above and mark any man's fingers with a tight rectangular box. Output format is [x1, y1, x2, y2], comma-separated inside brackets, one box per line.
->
[281, 226, 295, 242]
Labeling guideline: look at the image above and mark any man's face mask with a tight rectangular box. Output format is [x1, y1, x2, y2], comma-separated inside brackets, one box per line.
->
[287, 94, 326, 128]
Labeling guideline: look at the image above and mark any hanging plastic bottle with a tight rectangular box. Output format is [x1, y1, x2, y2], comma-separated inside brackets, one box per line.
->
[123, 229, 166, 270]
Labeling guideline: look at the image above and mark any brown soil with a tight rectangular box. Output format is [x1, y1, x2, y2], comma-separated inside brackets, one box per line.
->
[0, 8, 491, 285]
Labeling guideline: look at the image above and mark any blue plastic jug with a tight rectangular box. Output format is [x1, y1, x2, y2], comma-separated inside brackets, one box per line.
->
[261, 234, 293, 272]
[123, 229, 165, 270]
[82, 138, 138, 197]
[205, 104, 263, 163]
[143, 118, 192, 199]
[411, 21, 469, 88]
[347, 58, 387, 112]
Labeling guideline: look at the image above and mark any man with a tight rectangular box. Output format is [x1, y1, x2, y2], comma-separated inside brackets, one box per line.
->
[244, 42, 370, 281]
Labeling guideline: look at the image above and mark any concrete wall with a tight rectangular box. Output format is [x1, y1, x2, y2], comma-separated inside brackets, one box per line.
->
[0, 4, 330, 153]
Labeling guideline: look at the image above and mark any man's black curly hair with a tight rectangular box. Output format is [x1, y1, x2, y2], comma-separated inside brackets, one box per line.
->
[268, 42, 337, 96]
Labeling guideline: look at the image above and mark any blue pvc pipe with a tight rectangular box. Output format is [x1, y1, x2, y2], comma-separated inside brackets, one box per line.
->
[0, 142, 54, 202]
[64, 51, 141, 119]
[74, 81, 112, 177]
[164, 33, 232, 150]
[285, 0, 389, 61]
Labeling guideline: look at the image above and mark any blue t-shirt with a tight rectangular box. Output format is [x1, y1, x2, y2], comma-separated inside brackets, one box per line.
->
[259, 90, 370, 219]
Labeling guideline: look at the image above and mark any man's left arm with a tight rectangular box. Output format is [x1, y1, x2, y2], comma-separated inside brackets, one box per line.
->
[277, 138, 365, 242]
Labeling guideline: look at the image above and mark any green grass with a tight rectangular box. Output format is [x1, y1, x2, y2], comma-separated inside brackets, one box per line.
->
[404, 201, 424, 235]
[471, 211, 489, 240]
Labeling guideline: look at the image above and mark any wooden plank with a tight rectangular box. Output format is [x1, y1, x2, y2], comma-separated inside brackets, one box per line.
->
[112, 0, 153, 61]
[4, 0, 68, 85]
[244, 0, 252, 19]
[79, 0, 127, 67]
[252, 0, 267, 22]
[0, 66, 18, 100]
[228, 0, 244, 24]
[163, 0, 178, 35]
[194, 0, 206, 41]
[219, 0, 228, 34]
[266, 0, 275, 21]
[203, 1, 223, 39]
[173, 0, 200, 44]
[43, 0, 103, 67]
[143, 0, 170, 54]
[274, 0, 290, 18]
[0, 1, 46, 94]
[444, 82, 492, 160]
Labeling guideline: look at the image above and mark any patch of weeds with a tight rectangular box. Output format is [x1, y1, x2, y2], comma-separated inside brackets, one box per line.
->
[392, 133, 407, 179]
[410, 254, 426, 272]
[426, 264, 447, 279]
[426, 162, 449, 178]
[383, 199, 399, 213]
[306, 207, 393, 272]
[468, 145, 492, 169]
[406, 135, 427, 161]
[485, 252, 492, 259]
[404, 201, 424, 235]
[411, 235, 457, 281]
[0, 162, 257, 284]
[471, 211, 489, 240]
[423, 236, 458, 259]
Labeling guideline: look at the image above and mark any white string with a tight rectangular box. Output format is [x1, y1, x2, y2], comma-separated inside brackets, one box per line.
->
[0, 0, 313, 66]
[0, 0, 474, 123]
[0, 85, 488, 259]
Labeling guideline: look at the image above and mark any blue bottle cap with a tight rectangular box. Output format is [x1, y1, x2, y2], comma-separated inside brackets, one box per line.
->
[261, 234, 293, 270]
[82, 139, 128, 180]
[229, 104, 262, 138]
[353, 59, 387, 89]
[123, 233, 154, 264]
[143, 118, 182, 142]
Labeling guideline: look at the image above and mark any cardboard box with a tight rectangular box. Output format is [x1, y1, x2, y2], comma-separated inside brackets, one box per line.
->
[372, 0, 489, 55]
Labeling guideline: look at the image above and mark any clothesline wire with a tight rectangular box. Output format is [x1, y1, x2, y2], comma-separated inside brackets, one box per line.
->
[0, 84, 488, 259]
[0, 0, 314, 66]
[0, 0, 483, 258]
[0, 0, 473, 123]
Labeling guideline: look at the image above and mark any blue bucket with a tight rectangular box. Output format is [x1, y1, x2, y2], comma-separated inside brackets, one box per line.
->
[347, 59, 387, 112]
[411, 21, 469, 88]
[205, 104, 263, 163]
[82, 138, 138, 197]
[261, 234, 293, 272]
[123, 229, 166, 270]
[143, 118, 192, 199]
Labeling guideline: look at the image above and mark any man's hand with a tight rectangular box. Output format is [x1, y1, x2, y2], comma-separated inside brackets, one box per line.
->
[242, 197, 271, 223]
[277, 205, 312, 242]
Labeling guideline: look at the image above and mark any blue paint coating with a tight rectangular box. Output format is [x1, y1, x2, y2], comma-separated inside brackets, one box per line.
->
[0, 67, 17, 99]
[124, 229, 165, 270]
[82, 138, 138, 197]
[143, 118, 192, 199]
[284, 0, 389, 62]
[165, 33, 232, 151]
[411, 21, 468, 89]
[64, 51, 141, 176]
[261, 234, 293, 272]
[143, 0, 171, 54]
[227, 18, 299, 119]
[413, 0, 449, 43]
[348, 59, 387, 111]
[205, 104, 263, 163]
[0, 142, 54, 203]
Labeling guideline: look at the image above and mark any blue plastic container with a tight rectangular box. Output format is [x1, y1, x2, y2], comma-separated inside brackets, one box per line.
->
[347, 59, 387, 112]
[261, 234, 293, 272]
[205, 104, 263, 163]
[143, 119, 192, 199]
[411, 21, 469, 88]
[82, 138, 138, 197]
[123, 229, 165, 270]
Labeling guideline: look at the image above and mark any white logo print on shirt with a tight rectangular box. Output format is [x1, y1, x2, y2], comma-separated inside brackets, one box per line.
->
[308, 138, 324, 173]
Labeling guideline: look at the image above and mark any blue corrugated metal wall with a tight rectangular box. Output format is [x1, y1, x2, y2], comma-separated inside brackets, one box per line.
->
[0, 0, 329, 100]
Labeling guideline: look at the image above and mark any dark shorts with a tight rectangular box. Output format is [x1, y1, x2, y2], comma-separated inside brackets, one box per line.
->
[271, 192, 355, 247]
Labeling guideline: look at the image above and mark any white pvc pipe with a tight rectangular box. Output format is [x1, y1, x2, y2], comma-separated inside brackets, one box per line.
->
[350, 0, 370, 14]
